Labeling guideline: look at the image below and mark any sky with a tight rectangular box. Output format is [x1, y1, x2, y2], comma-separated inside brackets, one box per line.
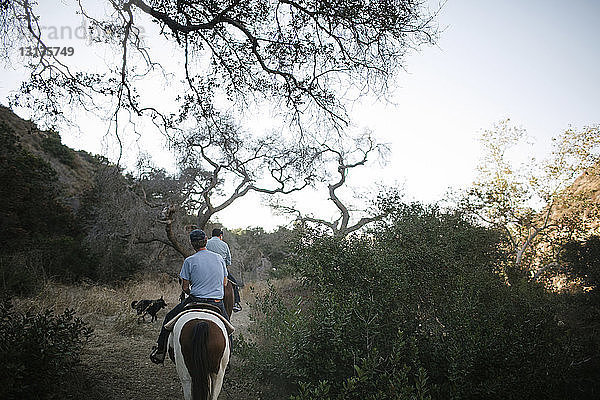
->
[1, 0, 599, 230]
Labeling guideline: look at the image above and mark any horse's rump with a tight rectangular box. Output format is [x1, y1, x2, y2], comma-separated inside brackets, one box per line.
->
[171, 312, 230, 400]
[180, 319, 225, 375]
[224, 280, 234, 317]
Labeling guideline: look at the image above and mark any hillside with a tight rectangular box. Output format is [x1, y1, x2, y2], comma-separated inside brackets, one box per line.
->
[550, 164, 600, 234]
[0, 105, 99, 209]
[0, 105, 165, 291]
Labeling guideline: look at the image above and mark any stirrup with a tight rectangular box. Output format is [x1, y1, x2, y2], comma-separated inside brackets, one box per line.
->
[150, 345, 166, 364]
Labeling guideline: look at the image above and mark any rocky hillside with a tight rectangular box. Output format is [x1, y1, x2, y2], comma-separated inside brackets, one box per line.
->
[563, 167, 600, 203]
[550, 164, 600, 234]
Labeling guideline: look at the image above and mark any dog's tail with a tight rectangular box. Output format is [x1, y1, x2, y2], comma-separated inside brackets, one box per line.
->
[131, 301, 138, 309]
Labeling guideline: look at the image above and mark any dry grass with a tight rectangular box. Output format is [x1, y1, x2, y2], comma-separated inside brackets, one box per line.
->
[12, 272, 183, 339]
[14, 272, 179, 314]
[9, 272, 272, 400]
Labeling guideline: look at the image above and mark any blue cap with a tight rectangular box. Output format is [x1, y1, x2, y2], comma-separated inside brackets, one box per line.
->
[189, 229, 207, 241]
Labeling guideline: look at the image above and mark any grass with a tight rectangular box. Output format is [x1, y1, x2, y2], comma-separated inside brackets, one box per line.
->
[12, 272, 182, 334]
[9, 271, 270, 400]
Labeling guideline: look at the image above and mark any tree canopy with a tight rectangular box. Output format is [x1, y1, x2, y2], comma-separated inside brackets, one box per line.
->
[461, 119, 600, 283]
[1, 0, 439, 238]
[3, 0, 438, 139]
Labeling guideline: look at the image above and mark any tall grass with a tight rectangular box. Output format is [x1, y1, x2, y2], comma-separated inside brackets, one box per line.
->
[12, 272, 183, 334]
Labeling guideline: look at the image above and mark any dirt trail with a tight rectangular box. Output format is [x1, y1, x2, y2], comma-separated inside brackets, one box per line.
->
[79, 294, 253, 400]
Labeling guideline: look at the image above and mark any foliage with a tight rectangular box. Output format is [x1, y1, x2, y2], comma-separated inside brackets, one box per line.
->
[77, 163, 157, 281]
[0, 123, 75, 248]
[560, 236, 600, 295]
[0, 117, 175, 291]
[461, 120, 600, 280]
[0, 297, 93, 400]
[40, 130, 76, 167]
[227, 226, 297, 282]
[3, 0, 440, 251]
[0, 122, 93, 293]
[5, 0, 438, 138]
[241, 200, 593, 399]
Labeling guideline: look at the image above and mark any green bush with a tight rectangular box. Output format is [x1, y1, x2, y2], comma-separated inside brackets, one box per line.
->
[0, 124, 74, 250]
[0, 297, 93, 400]
[0, 122, 145, 289]
[40, 130, 76, 167]
[561, 236, 600, 295]
[241, 202, 586, 399]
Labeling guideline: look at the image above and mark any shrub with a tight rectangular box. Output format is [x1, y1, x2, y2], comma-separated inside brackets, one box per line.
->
[0, 297, 93, 399]
[241, 202, 584, 399]
[1, 122, 146, 289]
[561, 236, 600, 295]
[0, 123, 95, 293]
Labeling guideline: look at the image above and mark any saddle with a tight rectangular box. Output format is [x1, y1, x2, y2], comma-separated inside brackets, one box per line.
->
[184, 302, 224, 314]
[164, 303, 235, 335]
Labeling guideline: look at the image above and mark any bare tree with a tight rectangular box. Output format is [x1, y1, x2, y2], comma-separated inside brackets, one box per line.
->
[175, 115, 322, 229]
[276, 132, 390, 236]
[129, 118, 323, 255]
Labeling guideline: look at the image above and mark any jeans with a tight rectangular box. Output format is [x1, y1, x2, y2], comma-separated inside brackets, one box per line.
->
[156, 296, 229, 352]
[227, 272, 241, 304]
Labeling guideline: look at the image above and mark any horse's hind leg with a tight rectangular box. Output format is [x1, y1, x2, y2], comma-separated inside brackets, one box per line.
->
[210, 344, 230, 399]
[210, 372, 225, 400]
[180, 379, 192, 400]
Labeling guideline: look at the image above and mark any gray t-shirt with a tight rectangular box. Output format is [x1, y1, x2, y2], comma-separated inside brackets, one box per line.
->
[206, 236, 232, 266]
[180, 250, 227, 299]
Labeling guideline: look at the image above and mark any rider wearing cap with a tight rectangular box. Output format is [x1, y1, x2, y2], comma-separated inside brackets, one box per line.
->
[150, 229, 229, 364]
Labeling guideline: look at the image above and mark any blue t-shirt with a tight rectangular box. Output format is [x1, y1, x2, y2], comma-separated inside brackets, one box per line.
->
[180, 250, 227, 299]
[206, 237, 232, 266]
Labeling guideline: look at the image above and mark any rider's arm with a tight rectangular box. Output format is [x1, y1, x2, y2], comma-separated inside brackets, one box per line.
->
[225, 244, 232, 267]
[181, 279, 190, 295]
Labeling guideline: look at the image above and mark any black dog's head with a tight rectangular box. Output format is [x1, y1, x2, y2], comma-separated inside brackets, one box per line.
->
[153, 296, 167, 310]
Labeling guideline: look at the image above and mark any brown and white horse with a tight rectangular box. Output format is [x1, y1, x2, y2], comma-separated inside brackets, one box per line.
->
[169, 281, 235, 400]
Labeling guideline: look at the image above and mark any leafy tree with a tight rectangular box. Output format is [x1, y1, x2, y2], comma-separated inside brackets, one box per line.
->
[3, 0, 438, 138]
[2, 1, 439, 246]
[560, 236, 600, 295]
[461, 120, 600, 283]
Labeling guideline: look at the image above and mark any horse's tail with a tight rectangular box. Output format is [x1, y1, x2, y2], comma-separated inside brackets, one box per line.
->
[190, 320, 210, 400]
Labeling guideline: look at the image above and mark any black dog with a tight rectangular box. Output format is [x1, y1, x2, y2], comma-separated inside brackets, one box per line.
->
[131, 296, 167, 323]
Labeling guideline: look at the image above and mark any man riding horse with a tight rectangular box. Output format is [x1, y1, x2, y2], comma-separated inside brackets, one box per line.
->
[150, 229, 230, 364]
[206, 228, 242, 312]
